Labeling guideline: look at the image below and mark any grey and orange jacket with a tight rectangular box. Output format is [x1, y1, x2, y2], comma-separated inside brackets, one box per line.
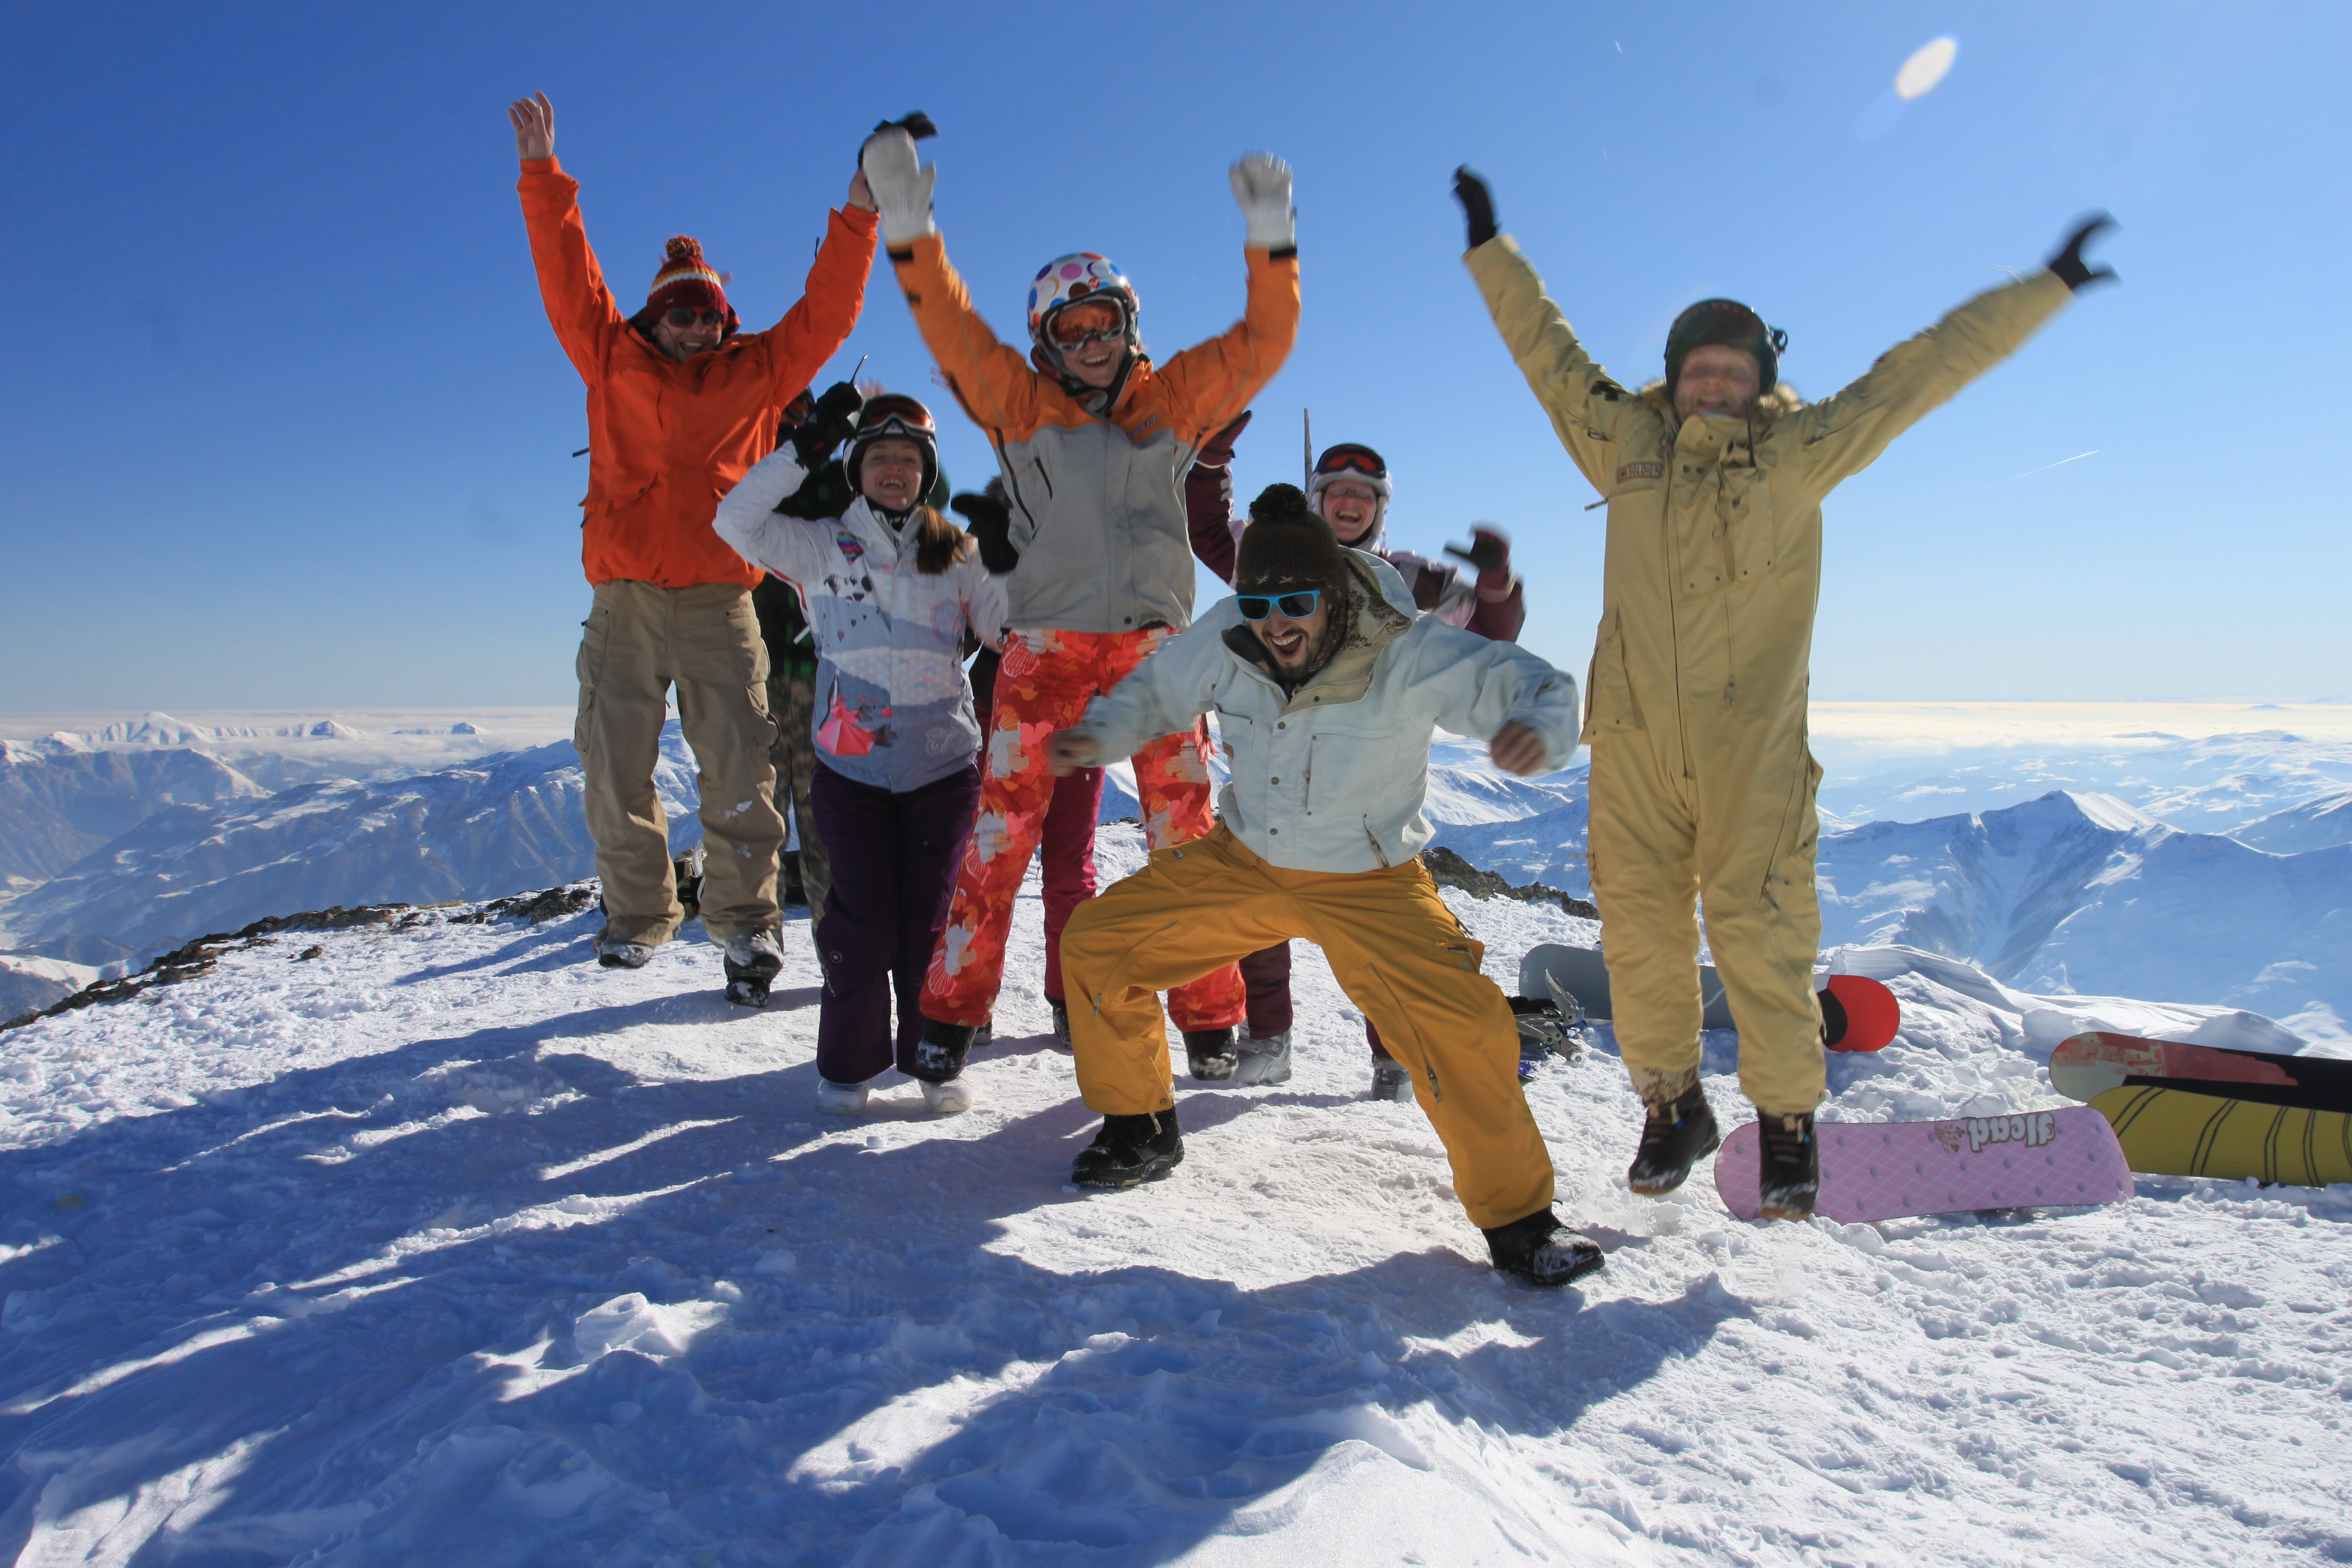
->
[519, 157, 879, 589]
[888, 235, 1299, 635]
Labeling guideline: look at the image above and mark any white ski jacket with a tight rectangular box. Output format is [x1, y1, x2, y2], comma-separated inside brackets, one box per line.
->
[715, 447, 1009, 793]
[1070, 552, 1579, 873]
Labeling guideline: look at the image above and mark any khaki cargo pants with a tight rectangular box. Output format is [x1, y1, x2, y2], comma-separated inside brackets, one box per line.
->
[576, 580, 784, 947]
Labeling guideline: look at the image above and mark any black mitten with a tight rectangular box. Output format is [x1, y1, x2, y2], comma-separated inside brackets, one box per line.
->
[1453, 166, 1497, 249]
[2047, 214, 2118, 293]
[790, 382, 864, 466]
[951, 490, 1020, 574]
[872, 111, 937, 140]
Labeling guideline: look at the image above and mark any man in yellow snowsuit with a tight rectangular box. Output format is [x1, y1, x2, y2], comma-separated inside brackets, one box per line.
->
[1457, 166, 2116, 1218]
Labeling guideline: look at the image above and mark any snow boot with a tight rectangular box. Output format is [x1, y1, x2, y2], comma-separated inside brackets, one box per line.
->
[1183, 1028, 1238, 1082]
[1048, 998, 1073, 1052]
[1370, 1061, 1416, 1103]
[1483, 1208, 1606, 1287]
[1757, 1111, 1819, 1220]
[1232, 1028, 1293, 1086]
[1626, 1084, 1722, 1197]
[922, 1078, 974, 1116]
[816, 1078, 870, 1116]
[594, 930, 653, 970]
[911, 1020, 980, 1084]
[718, 929, 784, 1008]
[1071, 1107, 1184, 1188]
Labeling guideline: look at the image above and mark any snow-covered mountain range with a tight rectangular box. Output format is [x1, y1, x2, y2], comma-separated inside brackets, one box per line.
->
[2, 716, 2349, 1044]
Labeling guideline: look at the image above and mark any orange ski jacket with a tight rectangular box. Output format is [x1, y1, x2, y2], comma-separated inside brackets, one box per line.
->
[518, 156, 880, 589]
[890, 235, 1298, 633]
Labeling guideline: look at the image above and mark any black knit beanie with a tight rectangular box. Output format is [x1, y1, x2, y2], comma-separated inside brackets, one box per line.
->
[1235, 484, 1350, 594]
[1665, 298, 1787, 395]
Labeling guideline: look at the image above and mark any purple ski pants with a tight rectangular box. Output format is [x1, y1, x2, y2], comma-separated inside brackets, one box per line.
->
[810, 760, 981, 1085]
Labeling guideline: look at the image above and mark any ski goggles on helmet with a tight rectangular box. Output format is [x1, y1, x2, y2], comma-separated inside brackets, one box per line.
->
[1312, 443, 1389, 484]
[1042, 298, 1128, 352]
[663, 306, 727, 328]
[853, 394, 936, 442]
[1236, 588, 1321, 622]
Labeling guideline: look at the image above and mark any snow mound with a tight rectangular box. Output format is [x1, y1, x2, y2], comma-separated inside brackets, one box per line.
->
[2232, 787, 2352, 854]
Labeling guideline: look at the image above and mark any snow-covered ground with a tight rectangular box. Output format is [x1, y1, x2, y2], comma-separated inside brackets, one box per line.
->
[2, 830, 2347, 1566]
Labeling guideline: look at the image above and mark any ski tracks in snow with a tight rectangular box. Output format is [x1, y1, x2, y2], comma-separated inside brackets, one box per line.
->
[0, 826, 2345, 1565]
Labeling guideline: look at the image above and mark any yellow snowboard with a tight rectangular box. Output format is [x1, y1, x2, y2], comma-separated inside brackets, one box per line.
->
[2093, 1084, 2352, 1187]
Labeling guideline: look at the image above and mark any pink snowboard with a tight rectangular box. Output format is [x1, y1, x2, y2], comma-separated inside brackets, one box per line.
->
[1713, 1106, 2135, 1223]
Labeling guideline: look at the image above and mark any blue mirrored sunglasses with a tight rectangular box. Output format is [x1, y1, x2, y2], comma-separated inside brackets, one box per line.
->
[1236, 588, 1320, 622]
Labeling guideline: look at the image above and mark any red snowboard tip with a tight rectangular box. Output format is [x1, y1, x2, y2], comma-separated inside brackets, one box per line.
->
[1823, 975, 1901, 1053]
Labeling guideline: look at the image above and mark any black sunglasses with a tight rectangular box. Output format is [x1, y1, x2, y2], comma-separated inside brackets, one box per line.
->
[663, 306, 726, 328]
[1236, 588, 1320, 622]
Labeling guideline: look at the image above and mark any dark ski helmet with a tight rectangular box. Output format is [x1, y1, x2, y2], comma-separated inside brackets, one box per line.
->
[1665, 298, 1788, 396]
[845, 394, 939, 505]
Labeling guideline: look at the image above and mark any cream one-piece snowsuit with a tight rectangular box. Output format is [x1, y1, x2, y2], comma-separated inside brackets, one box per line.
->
[1470, 238, 2072, 1114]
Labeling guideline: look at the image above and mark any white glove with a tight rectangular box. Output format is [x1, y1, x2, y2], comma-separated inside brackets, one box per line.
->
[860, 128, 936, 246]
[1230, 152, 1294, 250]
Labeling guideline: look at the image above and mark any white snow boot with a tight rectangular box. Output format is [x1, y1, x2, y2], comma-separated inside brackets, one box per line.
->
[921, 1078, 974, 1116]
[1232, 1029, 1293, 1086]
[816, 1078, 870, 1116]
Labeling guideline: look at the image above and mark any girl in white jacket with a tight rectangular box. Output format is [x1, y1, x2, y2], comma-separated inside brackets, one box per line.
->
[714, 392, 1009, 1115]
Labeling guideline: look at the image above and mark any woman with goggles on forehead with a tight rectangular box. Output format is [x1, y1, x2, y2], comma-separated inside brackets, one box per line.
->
[507, 91, 879, 1004]
[1308, 444, 1524, 641]
[1044, 485, 1602, 1289]
[856, 125, 1301, 1089]
[715, 388, 1009, 1116]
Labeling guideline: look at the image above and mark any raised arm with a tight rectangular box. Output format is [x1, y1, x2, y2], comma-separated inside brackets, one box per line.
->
[1184, 412, 1251, 584]
[1155, 156, 1301, 441]
[1457, 170, 1641, 497]
[861, 129, 1047, 441]
[1785, 238, 2094, 492]
[757, 201, 880, 405]
[511, 92, 625, 385]
[713, 448, 833, 584]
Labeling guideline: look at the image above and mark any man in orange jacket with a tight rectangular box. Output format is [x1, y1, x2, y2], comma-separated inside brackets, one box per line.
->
[509, 92, 880, 1002]
[858, 127, 1300, 1087]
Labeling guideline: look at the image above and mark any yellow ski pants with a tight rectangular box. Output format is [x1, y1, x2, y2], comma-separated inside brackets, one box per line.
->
[1587, 729, 1826, 1116]
[1059, 826, 1555, 1231]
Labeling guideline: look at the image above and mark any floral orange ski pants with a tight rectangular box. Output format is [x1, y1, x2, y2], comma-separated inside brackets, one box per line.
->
[921, 626, 1246, 1031]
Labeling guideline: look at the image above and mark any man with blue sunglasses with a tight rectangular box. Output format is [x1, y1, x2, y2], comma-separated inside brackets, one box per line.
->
[1045, 486, 1603, 1288]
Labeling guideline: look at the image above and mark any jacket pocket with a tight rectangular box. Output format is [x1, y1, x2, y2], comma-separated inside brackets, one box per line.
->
[1583, 609, 1643, 735]
[1299, 721, 1400, 820]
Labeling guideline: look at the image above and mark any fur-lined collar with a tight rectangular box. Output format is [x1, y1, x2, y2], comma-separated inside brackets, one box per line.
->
[1637, 379, 1805, 430]
[1222, 552, 1414, 711]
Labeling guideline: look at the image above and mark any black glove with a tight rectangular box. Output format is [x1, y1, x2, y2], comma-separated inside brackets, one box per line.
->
[1454, 166, 1497, 249]
[789, 381, 863, 466]
[872, 111, 937, 140]
[1443, 527, 1510, 579]
[2047, 213, 2118, 293]
[951, 490, 1020, 574]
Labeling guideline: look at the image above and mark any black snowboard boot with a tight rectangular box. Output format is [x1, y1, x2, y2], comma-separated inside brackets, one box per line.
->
[1757, 1111, 1819, 1220]
[1483, 1209, 1606, 1287]
[1072, 1107, 1184, 1188]
[1183, 1028, 1238, 1081]
[910, 1020, 980, 1084]
[719, 930, 783, 1009]
[1626, 1084, 1722, 1196]
[1049, 998, 1073, 1052]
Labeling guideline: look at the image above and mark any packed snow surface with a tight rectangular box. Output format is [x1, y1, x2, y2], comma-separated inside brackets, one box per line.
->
[2, 831, 2347, 1566]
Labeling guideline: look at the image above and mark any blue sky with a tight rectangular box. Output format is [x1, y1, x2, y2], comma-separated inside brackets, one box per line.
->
[1, 0, 2345, 711]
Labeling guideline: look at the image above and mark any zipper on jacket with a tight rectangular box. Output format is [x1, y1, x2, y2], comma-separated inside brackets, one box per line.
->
[1362, 816, 1391, 868]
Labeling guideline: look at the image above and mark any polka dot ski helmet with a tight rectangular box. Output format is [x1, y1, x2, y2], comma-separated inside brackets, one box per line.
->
[1027, 252, 1140, 351]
